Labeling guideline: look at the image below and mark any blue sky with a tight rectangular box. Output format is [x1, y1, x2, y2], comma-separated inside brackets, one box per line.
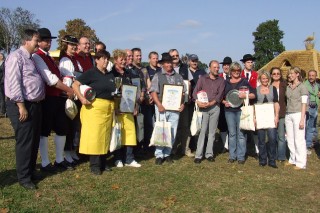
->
[2, 0, 320, 65]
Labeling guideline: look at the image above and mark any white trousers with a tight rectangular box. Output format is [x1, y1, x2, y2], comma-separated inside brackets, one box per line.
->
[285, 112, 307, 169]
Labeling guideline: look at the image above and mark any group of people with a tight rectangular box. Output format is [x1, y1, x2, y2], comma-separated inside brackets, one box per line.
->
[2, 28, 319, 191]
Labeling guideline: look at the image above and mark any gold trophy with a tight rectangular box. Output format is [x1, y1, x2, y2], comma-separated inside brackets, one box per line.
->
[114, 77, 122, 97]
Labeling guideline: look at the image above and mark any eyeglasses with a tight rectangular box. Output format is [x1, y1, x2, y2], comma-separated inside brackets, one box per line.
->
[272, 73, 280, 76]
[171, 55, 179, 58]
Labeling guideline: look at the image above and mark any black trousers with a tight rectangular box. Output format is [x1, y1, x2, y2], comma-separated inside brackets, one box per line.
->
[6, 100, 42, 184]
[0, 84, 5, 114]
[89, 155, 106, 171]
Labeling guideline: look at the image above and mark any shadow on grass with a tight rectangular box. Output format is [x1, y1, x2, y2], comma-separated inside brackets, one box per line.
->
[0, 169, 17, 188]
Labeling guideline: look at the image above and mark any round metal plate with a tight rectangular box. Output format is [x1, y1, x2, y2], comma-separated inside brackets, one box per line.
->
[226, 89, 243, 108]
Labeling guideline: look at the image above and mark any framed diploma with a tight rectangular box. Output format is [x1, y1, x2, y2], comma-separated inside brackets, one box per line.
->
[254, 103, 275, 129]
[120, 85, 137, 113]
[161, 84, 183, 111]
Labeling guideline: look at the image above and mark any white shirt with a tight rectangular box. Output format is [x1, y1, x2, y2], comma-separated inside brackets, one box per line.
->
[59, 57, 83, 78]
[32, 49, 59, 86]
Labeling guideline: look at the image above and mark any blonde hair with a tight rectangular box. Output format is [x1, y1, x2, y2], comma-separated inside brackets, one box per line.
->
[288, 66, 303, 82]
[258, 70, 271, 85]
[229, 62, 242, 72]
[112, 49, 127, 60]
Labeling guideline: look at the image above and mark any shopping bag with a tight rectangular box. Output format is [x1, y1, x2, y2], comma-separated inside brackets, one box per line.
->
[240, 92, 255, 131]
[135, 111, 144, 143]
[149, 116, 172, 148]
[190, 104, 202, 136]
[65, 99, 78, 120]
[110, 113, 122, 152]
[254, 103, 276, 129]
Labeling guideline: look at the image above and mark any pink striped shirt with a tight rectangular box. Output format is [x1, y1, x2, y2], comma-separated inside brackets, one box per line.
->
[5, 46, 45, 102]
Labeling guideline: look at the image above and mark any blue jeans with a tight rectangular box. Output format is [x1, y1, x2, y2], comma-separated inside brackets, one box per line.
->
[257, 128, 277, 165]
[154, 106, 180, 159]
[277, 118, 287, 160]
[225, 111, 246, 161]
[306, 106, 318, 148]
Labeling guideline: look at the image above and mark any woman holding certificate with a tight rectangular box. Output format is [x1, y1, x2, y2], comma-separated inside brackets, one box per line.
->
[285, 67, 308, 170]
[222, 62, 256, 164]
[254, 71, 279, 168]
[72, 50, 115, 175]
[111, 49, 141, 168]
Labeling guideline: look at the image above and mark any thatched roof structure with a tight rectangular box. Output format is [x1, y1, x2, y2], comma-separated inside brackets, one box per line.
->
[259, 44, 320, 78]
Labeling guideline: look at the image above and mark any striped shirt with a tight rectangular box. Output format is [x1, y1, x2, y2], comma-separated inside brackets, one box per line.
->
[5, 46, 45, 102]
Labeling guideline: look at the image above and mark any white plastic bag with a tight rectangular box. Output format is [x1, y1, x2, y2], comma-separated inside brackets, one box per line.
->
[190, 104, 202, 136]
[110, 112, 122, 152]
[65, 99, 78, 120]
[240, 92, 255, 131]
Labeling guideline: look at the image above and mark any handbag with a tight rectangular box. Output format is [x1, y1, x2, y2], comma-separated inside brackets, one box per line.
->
[65, 99, 78, 120]
[149, 114, 172, 148]
[190, 104, 202, 136]
[135, 107, 144, 143]
[254, 103, 276, 129]
[110, 112, 122, 152]
[240, 92, 255, 131]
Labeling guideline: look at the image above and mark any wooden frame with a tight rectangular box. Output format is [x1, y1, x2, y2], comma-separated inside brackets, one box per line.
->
[161, 84, 183, 111]
[120, 85, 137, 113]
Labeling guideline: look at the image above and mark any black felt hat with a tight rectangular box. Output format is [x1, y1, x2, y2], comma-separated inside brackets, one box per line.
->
[38, 28, 57, 39]
[240, 54, 256, 62]
[220, 56, 232, 64]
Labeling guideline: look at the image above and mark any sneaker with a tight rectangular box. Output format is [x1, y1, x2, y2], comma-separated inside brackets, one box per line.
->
[115, 160, 124, 168]
[307, 148, 312, 155]
[125, 160, 141, 168]
[185, 150, 195, 158]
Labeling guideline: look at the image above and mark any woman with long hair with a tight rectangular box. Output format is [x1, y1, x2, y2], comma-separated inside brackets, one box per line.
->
[285, 67, 308, 169]
[270, 67, 287, 162]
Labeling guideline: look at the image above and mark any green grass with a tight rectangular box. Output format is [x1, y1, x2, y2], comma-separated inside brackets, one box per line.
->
[1, 117, 320, 212]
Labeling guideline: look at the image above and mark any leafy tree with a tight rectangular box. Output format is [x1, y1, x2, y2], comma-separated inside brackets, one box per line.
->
[57, 19, 99, 50]
[0, 7, 39, 54]
[253, 19, 285, 70]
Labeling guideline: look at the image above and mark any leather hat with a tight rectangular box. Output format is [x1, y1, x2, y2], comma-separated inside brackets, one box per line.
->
[61, 35, 78, 45]
[158, 52, 173, 63]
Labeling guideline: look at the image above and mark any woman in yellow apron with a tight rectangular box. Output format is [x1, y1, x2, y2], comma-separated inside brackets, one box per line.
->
[72, 50, 115, 175]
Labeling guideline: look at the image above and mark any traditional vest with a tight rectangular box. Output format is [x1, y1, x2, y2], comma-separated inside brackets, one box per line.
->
[35, 49, 62, 97]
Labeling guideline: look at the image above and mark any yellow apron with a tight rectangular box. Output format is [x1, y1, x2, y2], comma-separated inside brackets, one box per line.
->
[79, 98, 114, 155]
[117, 113, 137, 146]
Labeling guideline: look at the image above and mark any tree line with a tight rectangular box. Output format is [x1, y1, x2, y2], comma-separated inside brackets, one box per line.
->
[0, 7, 285, 70]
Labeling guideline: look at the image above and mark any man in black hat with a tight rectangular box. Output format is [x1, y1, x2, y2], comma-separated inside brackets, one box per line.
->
[218, 57, 233, 153]
[219, 56, 232, 80]
[150, 52, 186, 165]
[240, 54, 259, 159]
[32, 28, 75, 173]
[240, 54, 258, 89]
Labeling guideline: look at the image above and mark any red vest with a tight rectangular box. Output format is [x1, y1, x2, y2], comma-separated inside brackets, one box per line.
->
[74, 53, 93, 72]
[35, 49, 62, 97]
[241, 70, 258, 88]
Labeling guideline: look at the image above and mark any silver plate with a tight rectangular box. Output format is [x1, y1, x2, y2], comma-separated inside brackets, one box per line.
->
[226, 89, 243, 108]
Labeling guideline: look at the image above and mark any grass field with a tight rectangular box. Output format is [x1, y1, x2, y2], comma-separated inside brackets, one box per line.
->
[1, 116, 320, 212]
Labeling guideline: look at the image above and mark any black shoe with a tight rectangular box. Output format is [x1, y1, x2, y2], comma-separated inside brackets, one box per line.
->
[20, 181, 36, 190]
[194, 158, 202, 164]
[259, 163, 267, 167]
[238, 160, 245, 164]
[254, 154, 259, 160]
[31, 171, 44, 181]
[228, 159, 236, 163]
[91, 168, 102, 175]
[207, 156, 215, 162]
[165, 156, 174, 164]
[40, 164, 56, 173]
[268, 164, 278, 169]
[54, 160, 75, 171]
[222, 148, 229, 153]
[103, 165, 112, 172]
[155, 158, 163, 165]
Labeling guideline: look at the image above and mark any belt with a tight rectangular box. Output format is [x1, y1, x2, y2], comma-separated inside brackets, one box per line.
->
[24, 100, 42, 104]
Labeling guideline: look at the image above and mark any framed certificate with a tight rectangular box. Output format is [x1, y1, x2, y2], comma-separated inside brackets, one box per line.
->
[120, 85, 137, 113]
[161, 84, 183, 111]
